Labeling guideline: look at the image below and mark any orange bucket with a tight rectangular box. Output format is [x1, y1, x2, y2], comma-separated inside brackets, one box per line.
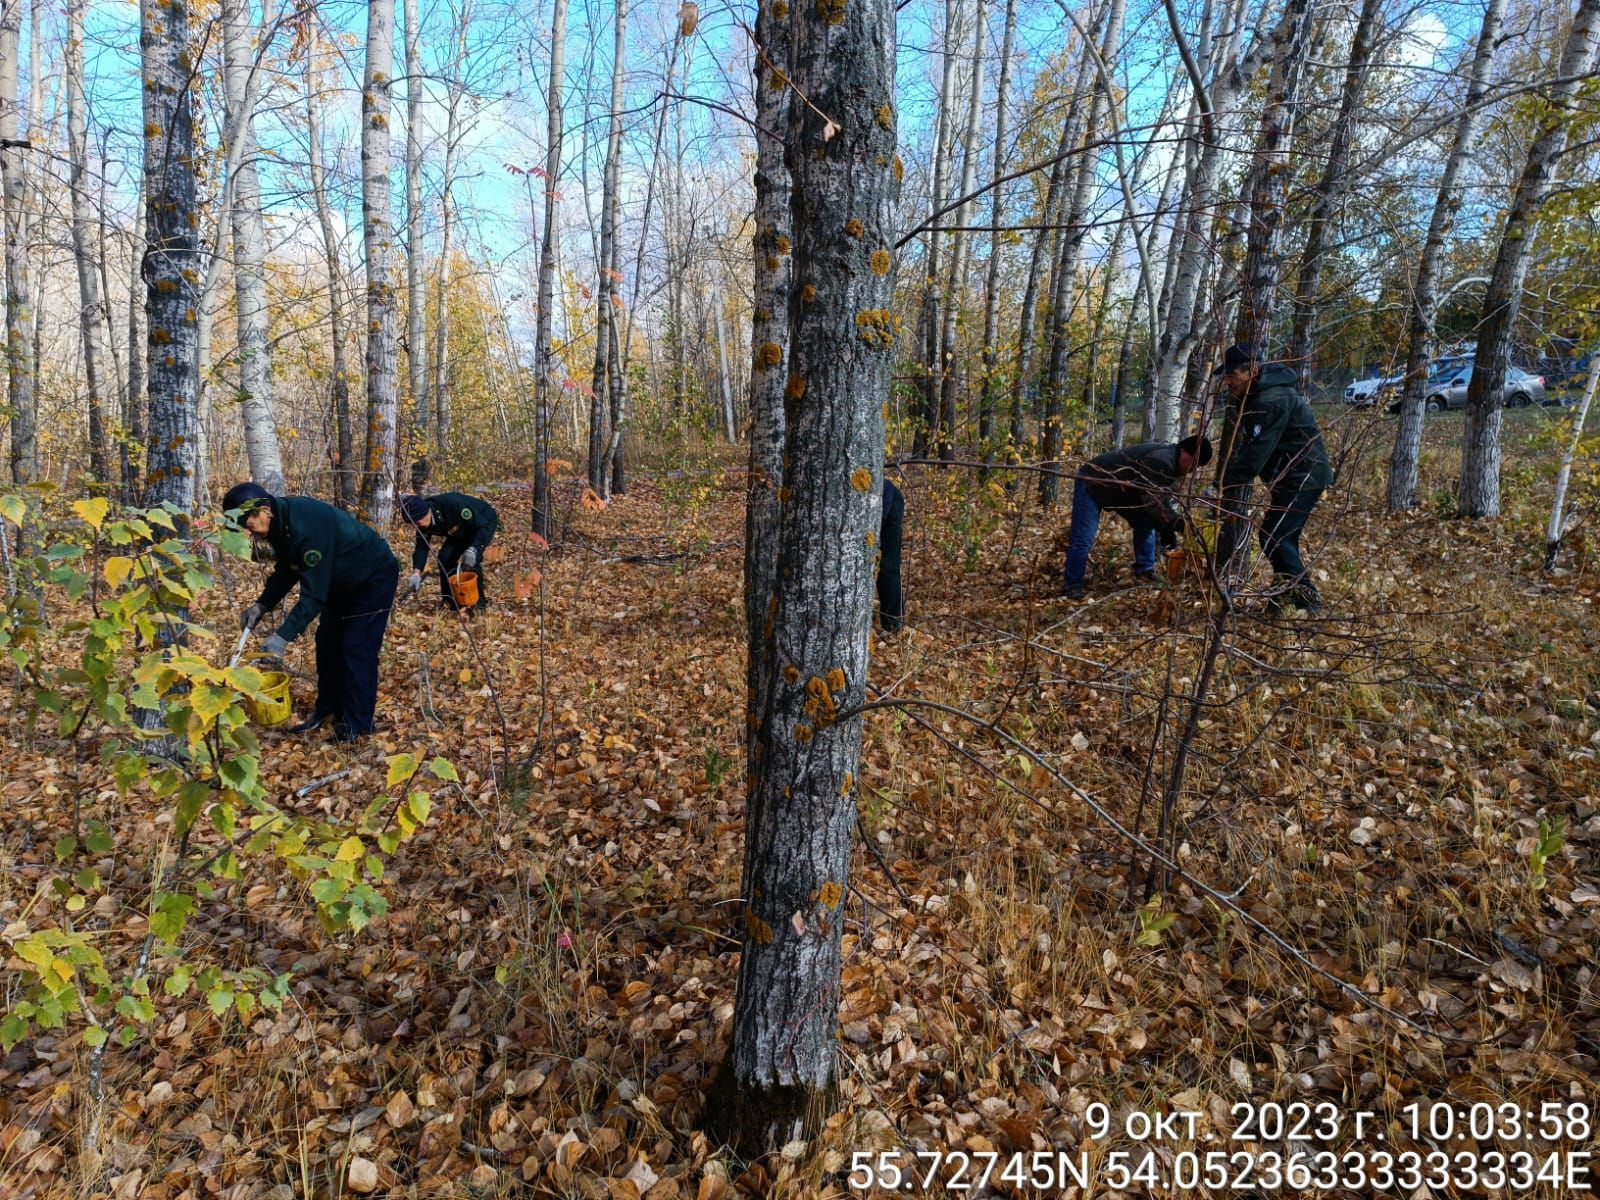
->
[448, 569, 480, 608]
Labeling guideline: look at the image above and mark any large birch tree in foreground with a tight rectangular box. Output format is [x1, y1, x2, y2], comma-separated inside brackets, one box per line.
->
[706, 0, 898, 1154]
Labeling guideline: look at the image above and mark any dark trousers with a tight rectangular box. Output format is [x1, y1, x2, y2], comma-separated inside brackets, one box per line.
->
[437, 542, 488, 609]
[1259, 482, 1323, 595]
[312, 557, 399, 735]
[1063, 478, 1158, 591]
[878, 481, 904, 631]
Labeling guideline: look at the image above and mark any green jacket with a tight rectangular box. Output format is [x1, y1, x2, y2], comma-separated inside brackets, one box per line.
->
[256, 497, 398, 642]
[1219, 364, 1331, 493]
[410, 492, 499, 570]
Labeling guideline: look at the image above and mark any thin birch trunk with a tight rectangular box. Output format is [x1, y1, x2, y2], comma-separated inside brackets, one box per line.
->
[2, 0, 33, 484]
[1458, 0, 1600, 518]
[1386, 0, 1505, 512]
[915, 0, 962, 456]
[1285, 0, 1380, 370]
[1231, 0, 1317, 354]
[123, 183, 147, 501]
[140, 0, 201, 511]
[223, 0, 284, 492]
[404, 0, 427, 486]
[67, 0, 112, 482]
[1546, 355, 1600, 568]
[976, 0, 1016, 459]
[359, 0, 399, 525]
[707, 0, 896, 1149]
[588, 0, 624, 494]
[531, 0, 567, 538]
[305, 24, 355, 509]
[937, 0, 987, 458]
[431, 0, 470, 467]
[713, 289, 736, 441]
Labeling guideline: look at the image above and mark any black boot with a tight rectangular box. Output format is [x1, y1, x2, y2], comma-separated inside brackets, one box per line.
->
[285, 712, 331, 734]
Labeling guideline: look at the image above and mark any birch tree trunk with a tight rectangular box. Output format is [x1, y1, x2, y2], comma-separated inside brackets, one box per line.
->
[1546, 354, 1600, 568]
[431, 1, 470, 467]
[359, 0, 399, 524]
[743, 0, 791, 782]
[531, 0, 567, 539]
[588, 0, 625, 494]
[1284, 0, 1380, 370]
[123, 183, 147, 501]
[936, 0, 987, 459]
[306, 23, 355, 509]
[68, 0, 112, 483]
[1148, 0, 1261, 439]
[1231, 0, 1317, 354]
[707, 0, 896, 1151]
[1386, 0, 1505, 512]
[140, 0, 200, 510]
[1, 0, 33, 484]
[914, 0, 961, 456]
[223, 0, 284, 493]
[1458, 0, 1600, 518]
[713, 290, 736, 441]
[1039, 0, 1122, 506]
[404, 0, 427, 487]
[976, 0, 1016, 458]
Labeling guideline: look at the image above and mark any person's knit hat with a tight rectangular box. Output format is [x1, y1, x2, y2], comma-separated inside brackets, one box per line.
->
[221, 481, 273, 518]
[400, 495, 432, 524]
[1212, 343, 1257, 376]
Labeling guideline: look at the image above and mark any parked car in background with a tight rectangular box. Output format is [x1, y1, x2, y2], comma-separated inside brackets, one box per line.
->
[1344, 372, 1404, 405]
[1386, 363, 1546, 412]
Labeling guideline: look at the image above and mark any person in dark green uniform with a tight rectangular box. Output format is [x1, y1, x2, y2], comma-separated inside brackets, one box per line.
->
[1211, 344, 1332, 614]
[223, 482, 400, 741]
[399, 492, 499, 610]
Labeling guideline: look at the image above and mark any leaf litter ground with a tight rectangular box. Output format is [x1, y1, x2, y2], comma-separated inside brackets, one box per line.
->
[2, 433, 1598, 1198]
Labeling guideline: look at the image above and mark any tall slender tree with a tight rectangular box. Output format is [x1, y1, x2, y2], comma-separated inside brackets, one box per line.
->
[1, 0, 33, 484]
[404, 0, 427, 486]
[1458, 0, 1600, 518]
[67, 0, 112, 482]
[588, 0, 625, 495]
[223, 0, 285, 493]
[431, 1, 471, 467]
[305, 20, 355, 509]
[976, 0, 1017, 460]
[359, 0, 400, 524]
[140, 0, 201, 510]
[531, 0, 568, 538]
[1386, 0, 1506, 512]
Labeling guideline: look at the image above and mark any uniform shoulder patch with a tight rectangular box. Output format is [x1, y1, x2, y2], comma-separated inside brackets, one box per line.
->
[461, 506, 474, 521]
[303, 549, 324, 568]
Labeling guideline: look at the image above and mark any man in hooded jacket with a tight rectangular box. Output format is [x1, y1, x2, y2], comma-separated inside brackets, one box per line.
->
[1211, 343, 1332, 613]
[223, 483, 400, 740]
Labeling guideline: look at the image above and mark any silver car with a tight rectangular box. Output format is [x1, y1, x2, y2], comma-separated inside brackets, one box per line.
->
[1422, 363, 1546, 411]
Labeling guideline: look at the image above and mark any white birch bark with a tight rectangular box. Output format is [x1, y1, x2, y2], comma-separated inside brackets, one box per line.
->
[1385, 0, 1505, 512]
[1, 0, 33, 483]
[67, 0, 112, 482]
[359, 0, 399, 524]
[404, 0, 427, 486]
[976, 0, 1016, 456]
[223, 0, 284, 493]
[531, 0, 567, 538]
[1546, 355, 1600, 568]
[1458, 0, 1600, 518]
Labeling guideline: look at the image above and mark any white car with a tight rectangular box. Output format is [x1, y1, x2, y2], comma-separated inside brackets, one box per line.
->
[1344, 373, 1404, 405]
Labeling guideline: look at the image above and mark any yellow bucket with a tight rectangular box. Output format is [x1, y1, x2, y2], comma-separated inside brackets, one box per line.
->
[448, 570, 480, 609]
[246, 669, 293, 726]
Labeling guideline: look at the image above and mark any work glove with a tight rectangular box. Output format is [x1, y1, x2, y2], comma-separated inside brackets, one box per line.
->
[1159, 527, 1179, 552]
[241, 602, 264, 632]
[407, 570, 423, 595]
[261, 632, 289, 659]
[460, 547, 479, 570]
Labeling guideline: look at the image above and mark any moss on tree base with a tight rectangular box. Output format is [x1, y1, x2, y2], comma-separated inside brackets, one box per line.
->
[701, 1059, 837, 1160]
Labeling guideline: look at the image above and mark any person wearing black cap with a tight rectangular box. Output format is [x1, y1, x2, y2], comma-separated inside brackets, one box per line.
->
[1061, 435, 1213, 600]
[222, 482, 400, 741]
[399, 492, 499, 610]
[1211, 343, 1331, 614]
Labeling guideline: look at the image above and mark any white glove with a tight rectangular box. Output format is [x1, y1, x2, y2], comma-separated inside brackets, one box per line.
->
[407, 570, 423, 595]
[460, 547, 478, 570]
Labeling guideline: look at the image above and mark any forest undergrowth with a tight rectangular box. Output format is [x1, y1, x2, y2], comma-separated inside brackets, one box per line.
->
[2, 416, 1597, 1198]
